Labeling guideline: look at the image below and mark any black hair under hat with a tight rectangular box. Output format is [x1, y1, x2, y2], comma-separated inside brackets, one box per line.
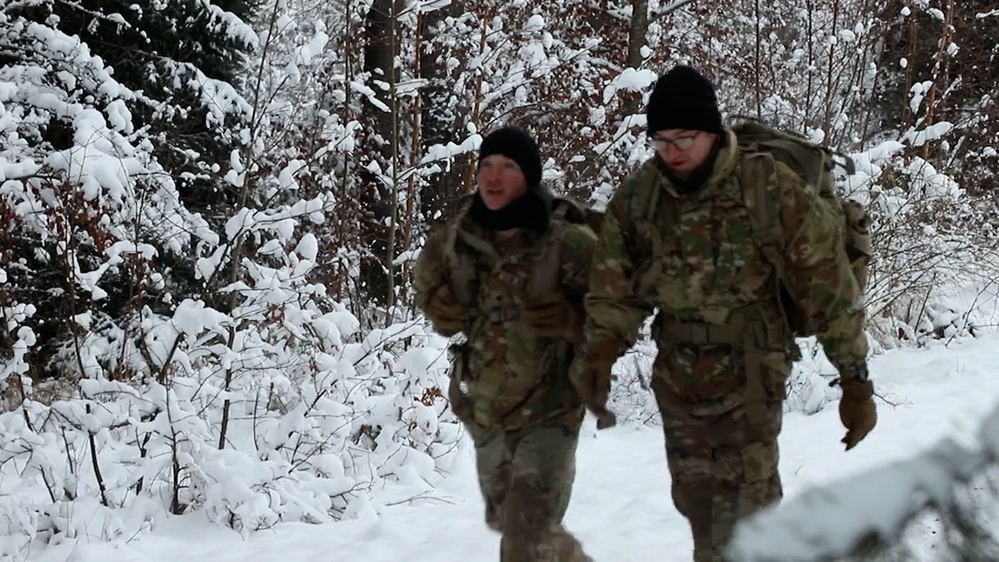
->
[477, 126, 543, 190]
[470, 126, 552, 232]
[646, 66, 724, 136]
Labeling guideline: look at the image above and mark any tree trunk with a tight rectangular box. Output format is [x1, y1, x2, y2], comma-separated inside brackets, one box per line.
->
[419, 1, 467, 228]
[358, 0, 396, 307]
[621, 0, 650, 118]
[627, 0, 649, 69]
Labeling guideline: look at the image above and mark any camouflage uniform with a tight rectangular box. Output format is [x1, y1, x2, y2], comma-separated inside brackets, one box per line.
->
[415, 198, 597, 562]
[577, 129, 868, 561]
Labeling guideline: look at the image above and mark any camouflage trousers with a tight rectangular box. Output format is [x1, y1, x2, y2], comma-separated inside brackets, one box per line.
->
[467, 409, 592, 562]
[651, 375, 784, 562]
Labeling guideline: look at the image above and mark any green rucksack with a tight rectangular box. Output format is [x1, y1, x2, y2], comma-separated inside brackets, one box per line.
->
[732, 121, 872, 337]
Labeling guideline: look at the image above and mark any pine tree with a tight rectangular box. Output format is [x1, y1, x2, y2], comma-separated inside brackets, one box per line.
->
[13, 0, 258, 212]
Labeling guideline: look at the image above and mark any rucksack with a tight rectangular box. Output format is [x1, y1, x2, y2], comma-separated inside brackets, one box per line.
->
[443, 196, 599, 307]
[734, 121, 872, 337]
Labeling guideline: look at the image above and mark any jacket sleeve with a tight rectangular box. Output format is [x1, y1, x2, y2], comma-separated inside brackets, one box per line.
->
[555, 224, 598, 343]
[776, 162, 869, 378]
[581, 177, 655, 350]
[413, 227, 457, 332]
[558, 223, 598, 301]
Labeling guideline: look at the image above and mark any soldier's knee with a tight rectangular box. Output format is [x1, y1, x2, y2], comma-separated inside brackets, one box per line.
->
[692, 545, 727, 562]
[668, 440, 781, 523]
[739, 441, 779, 482]
[502, 508, 543, 537]
[671, 482, 688, 516]
[671, 473, 716, 529]
[736, 441, 782, 513]
[756, 472, 783, 508]
[500, 529, 557, 561]
[665, 445, 713, 519]
[484, 497, 503, 531]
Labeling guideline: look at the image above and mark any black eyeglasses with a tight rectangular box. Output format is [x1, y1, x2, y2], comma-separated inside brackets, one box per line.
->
[650, 132, 700, 151]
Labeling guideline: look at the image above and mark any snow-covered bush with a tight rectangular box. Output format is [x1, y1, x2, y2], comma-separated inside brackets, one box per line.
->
[0, 316, 463, 554]
[0, 3, 466, 558]
[846, 136, 997, 350]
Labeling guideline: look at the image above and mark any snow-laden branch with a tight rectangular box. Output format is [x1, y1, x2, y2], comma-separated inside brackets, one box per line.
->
[651, 0, 701, 21]
[729, 403, 999, 561]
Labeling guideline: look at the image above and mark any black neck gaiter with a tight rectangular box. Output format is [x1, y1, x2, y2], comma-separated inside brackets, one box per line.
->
[469, 187, 553, 232]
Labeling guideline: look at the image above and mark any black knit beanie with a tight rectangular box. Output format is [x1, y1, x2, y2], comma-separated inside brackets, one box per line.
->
[646, 66, 724, 136]
[470, 126, 552, 232]
[477, 126, 543, 190]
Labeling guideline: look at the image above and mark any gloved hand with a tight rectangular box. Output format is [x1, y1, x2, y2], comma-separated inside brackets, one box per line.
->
[424, 285, 471, 336]
[569, 338, 624, 429]
[523, 293, 583, 341]
[838, 376, 877, 450]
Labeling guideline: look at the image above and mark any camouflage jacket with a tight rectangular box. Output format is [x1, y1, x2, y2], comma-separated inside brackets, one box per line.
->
[582, 128, 868, 399]
[415, 200, 597, 430]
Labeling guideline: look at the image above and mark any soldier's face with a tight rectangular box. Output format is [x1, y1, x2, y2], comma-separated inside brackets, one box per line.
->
[652, 129, 718, 176]
[476, 154, 529, 211]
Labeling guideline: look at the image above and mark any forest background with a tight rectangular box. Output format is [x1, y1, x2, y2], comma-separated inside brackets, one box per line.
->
[1, 0, 998, 557]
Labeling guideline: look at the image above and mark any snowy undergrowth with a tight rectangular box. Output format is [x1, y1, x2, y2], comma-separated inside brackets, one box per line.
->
[0, 314, 462, 559]
[0, 7, 465, 560]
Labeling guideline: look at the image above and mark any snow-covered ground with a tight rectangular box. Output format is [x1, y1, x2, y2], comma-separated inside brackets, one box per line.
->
[31, 335, 999, 562]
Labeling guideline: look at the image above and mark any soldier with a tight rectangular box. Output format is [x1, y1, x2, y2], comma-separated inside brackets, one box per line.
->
[569, 66, 879, 561]
[414, 126, 596, 562]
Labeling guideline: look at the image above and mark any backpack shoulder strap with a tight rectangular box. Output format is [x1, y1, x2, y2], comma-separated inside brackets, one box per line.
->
[741, 152, 814, 342]
[634, 160, 662, 225]
[528, 201, 572, 297]
[740, 152, 788, 285]
[446, 197, 477, 306]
